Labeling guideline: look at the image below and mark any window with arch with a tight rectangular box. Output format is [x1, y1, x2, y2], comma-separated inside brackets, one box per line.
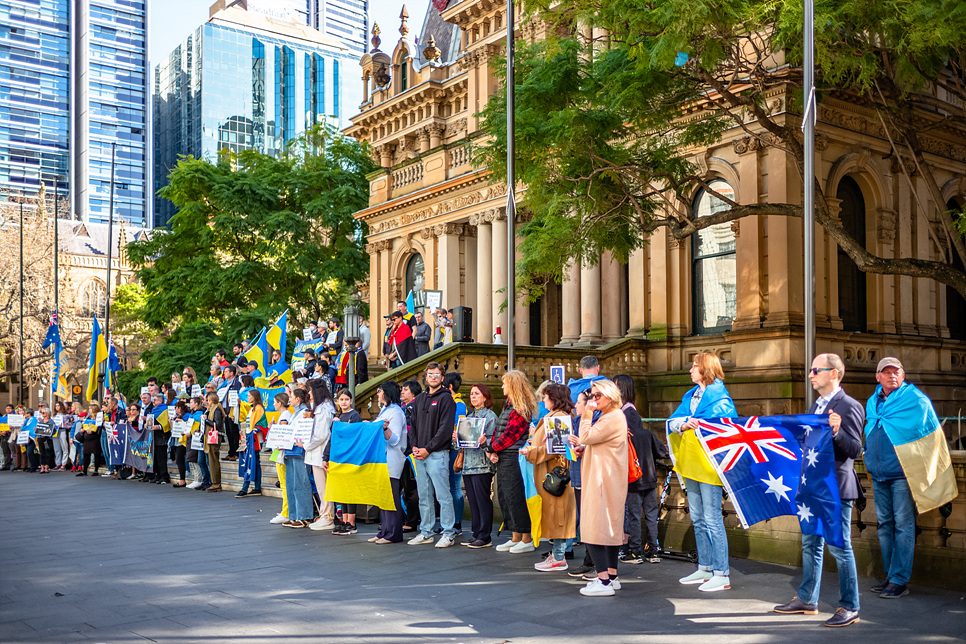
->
[405, 253, 425, 305]
[80, 280, 107, 319]
[692, 179, 737, 334]
[836, 176, 867, 333]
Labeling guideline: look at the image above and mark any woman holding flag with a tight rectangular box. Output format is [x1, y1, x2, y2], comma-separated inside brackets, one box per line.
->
[667, 352, 738, 593]
[76, 403, 103, 476]
[236, 389, 267, 498]
[369, 382, 408, 544]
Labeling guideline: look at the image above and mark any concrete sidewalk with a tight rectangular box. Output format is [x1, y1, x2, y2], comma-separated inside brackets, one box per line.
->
[0, 472, 963, 644]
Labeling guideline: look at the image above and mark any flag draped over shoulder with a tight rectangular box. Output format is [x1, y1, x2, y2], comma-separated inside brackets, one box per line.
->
[694, 414, 845, 548]
[519, 452, 542, 546]
[86, 317, 108, 402]
[866, 383, 957, 513]
[324, 421, 396, 510]
[42, 311, 68, 399]
[154, 405, 170, 432]
[665, 380, 737, 485]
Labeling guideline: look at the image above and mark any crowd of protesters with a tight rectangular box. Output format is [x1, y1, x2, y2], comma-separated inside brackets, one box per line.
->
[0, 343, 943, 623]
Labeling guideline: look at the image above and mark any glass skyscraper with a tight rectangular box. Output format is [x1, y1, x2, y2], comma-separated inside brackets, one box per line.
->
[0, 0, 150, 227]
[310, 0, 367, 59]
[153, 3, 359, 227]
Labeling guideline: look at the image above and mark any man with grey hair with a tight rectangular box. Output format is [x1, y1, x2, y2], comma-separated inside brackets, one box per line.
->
[774, 353, 863, 627]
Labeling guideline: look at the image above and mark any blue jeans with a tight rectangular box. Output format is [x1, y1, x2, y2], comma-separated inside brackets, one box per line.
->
[449, 449, 464, 529]
[799, 500, 859, 610]
[100, 430, 115, 472]
[551, 539, 568, 562]
[871, 478, 916, 585]
[685, 478, 729, 575]
[198, 450, 211, 486]
[284, 457, 313, 521]
[413, 450, 456, 538]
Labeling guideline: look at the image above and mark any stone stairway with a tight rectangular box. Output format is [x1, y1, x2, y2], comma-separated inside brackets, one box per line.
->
[164, 444, 283, 497]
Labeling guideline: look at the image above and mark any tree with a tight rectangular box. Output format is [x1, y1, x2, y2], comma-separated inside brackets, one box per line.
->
[0, 185, 80, 390]
[476, 0, 966, 299]
[127, 123, 376, 333]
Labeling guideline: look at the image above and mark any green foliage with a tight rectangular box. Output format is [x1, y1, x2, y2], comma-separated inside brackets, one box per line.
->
[478, 0, 966, 299]
[110, 283, 161, 342]
[128, 123, 376, 332]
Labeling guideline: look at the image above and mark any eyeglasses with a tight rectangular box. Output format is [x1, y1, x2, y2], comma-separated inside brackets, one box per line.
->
[808, 367, 834, 376]
[591, 392, 604, 400]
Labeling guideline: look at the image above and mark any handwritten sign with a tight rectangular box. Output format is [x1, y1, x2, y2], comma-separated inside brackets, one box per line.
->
[228, 390, 239, 409]
[265, 423, 294, 450]
[292, 417, 314, 444]
[191, 384, 202, 398]
[303, 328, 313, 341]
[8, 414, 24, 428]
[95, 412, 104, 426]
[170, 419, 186, 439]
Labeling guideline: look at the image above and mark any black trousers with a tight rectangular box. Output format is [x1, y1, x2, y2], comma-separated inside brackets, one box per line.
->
[173, 445, 187, 481]
[36, 437, 52, 466]
[400, 457, 420, 528]
[496, 451, 530, 534]
[464, 472, 494, 542]
[586, 544, 620, 575]
[377, 477, 404, 542]
[225, 419, 239, 458]
[152, 431, 170, 481]
[641, 487, 659, 550]
[575, 488, 594, 567]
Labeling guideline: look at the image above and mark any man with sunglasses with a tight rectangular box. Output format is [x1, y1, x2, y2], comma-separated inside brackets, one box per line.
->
[774, 353, 863, 627]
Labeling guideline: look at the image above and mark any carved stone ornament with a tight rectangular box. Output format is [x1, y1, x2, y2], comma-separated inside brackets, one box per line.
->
[668, 237, 683, 250]
[877, 208, 897, 245]
[422, 33, 441, 63]
[730, 220, 740, 238]
[890, 155, 917, 177]
[390, 277, 403, 301]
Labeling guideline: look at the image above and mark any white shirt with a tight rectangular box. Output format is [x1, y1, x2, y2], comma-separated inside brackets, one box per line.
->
[813, 386, 842, 414]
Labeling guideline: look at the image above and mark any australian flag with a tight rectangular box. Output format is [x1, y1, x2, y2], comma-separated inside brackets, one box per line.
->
[694, 415, 843, 547]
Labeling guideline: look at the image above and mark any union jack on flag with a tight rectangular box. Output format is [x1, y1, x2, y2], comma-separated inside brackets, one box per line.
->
[694, 415, 844, 547]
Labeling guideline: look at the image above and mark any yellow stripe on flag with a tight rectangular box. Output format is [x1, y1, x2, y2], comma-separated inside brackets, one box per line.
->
[893, 428, 958, 513]
[668, 430, 721, 485]
[323, 461, 396, 511]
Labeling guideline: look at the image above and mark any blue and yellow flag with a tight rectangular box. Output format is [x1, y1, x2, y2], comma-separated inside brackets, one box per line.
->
[324, 421, 396, 510]
[42, 311, 68, 399]
[86, 317, 108, 402]
[242, 327, 268, 378]
[666, 380, 738, 485]
[519, 452, 542, 546]
[105, 338, 121, 392]
[266, 311, 287, 353]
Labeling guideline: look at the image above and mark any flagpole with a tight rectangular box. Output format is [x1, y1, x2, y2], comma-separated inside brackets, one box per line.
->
[53, 179, 59, 404]
[19, 201, 24, 406]
[104, 143, 116, 397]
[803, 0, 816, 409]
[505, 0, 516, 371]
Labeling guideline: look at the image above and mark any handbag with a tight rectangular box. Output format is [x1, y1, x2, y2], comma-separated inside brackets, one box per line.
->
[627, 431, 643, 484]
[542, 458, 571, 497]
[453, 449, 464, 472]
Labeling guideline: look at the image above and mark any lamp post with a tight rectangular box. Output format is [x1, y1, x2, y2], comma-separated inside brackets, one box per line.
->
[343, 304, 361, 398]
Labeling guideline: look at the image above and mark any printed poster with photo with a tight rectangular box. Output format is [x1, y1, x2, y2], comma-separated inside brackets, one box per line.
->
[456, 417, 486, 448]
[545, 415, 574, 455]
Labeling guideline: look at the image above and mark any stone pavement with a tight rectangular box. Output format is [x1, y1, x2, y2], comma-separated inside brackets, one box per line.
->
[0, 473, 963, 644]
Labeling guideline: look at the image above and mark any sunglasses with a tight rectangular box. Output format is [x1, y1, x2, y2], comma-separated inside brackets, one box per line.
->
[590, 392, 604, 400]
[808, 367, 833, 376]
[426, 373, 442, 378]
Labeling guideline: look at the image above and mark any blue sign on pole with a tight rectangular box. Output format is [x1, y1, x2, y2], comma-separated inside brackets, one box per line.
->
[550, 365, 565, 384]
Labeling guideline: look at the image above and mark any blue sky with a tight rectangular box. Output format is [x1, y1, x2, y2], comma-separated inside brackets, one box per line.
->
[149, 0, 430, 62]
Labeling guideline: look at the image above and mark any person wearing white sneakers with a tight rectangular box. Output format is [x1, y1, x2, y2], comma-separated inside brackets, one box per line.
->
[667, 353, 738, 592]
[570, 380, 628, 597]
[523, 382, 577, 572]
[305, 380, 337, 531]
[488, 371, 537, 554]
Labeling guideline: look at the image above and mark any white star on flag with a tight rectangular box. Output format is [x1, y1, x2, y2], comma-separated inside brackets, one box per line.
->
[805, 448, 819, 468]
[761, 472, 792, 502]
[797, 503, 814, 523]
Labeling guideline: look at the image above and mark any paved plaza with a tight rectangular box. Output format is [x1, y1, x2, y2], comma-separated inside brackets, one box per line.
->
[0, 474, 963, 644]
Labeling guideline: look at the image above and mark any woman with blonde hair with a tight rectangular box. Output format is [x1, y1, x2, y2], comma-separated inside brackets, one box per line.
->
[569, 379, 628, 596]
[667, 352, 737, 592]
[204, 392, 225, 492]
[487, 370, 537, 553]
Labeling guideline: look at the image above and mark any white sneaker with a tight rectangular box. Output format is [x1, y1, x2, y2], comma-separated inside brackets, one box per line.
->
[509, 541, 536, 554]
[580, 579, 616, 597]
[269, 514, 288, 525]
[679, 569, 714, 585]
[699, 575, 731, 592]
[309, 517, 335, 531]
[534, 554, 569, 572]
[495, 539, 519, 552]
[435, 536, 455, 548]
[187, 481, 202, 489]
[408, 534, 435, 545]
[611, 577, 622, 590]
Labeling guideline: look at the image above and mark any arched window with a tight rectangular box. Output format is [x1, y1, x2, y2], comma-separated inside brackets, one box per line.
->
[81, 280, 107, 319]
[837, 176, 867, 333]
[405, 253, 424, 306]
[692, 179, 737, 334]
[400, 61, 408, 92]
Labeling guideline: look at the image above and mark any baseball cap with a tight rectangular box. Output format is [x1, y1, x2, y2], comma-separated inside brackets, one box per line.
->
[876, 357, 903, 372]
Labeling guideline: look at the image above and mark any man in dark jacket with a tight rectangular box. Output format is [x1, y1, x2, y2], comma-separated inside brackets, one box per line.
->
[775, 353, 863, 627]
[406, 363, 457, 547]
[388, 311, 418, 367]
[412, 311, 432, 357]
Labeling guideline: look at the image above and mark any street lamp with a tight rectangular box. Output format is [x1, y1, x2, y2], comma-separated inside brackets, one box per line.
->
[343, 304, 361, 398]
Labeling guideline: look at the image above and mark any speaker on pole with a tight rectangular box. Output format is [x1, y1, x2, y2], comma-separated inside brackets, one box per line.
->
[452, 306, 473, 343]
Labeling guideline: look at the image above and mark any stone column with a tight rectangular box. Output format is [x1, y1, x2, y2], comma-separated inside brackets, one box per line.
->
[491, 208, 508, 335]
[579, 256, 602, 344]
[378, 240, 393, 358]
[872, 207, 898, 334]
[626, 246, 647, 337]
[472, 213, 493, 342]
[463, 225, 477, 338]
[365, 241, 381, 360]
[648, 230, 670, 342]
[514, 230, 529, 344]
[732, 143, 763, 330]
[601, 250, 623, 341]
[436, 223, 463, 311]
[668, 236, 686, 337]
[559, 260, 581, 345]
[764, 147, 805, 327]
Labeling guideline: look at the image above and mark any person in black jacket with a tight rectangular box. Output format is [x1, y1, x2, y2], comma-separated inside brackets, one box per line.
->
[399, 380, 422, 531]
[614, 375, 669, 565]
[412, 312, 432, 357]
[406, 363, 458, 547]
[774, 353, 863, 628]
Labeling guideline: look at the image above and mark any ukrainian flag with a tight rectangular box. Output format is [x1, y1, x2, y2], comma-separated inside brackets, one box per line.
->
[154, 405, 170, 432]
[42, 312, 69, 399]
[865, 382, 958, 513]
[324, 421, 396, 510]
[0, 415, 7, 433]
[86, 317, 108, 402]
[105, 339, 121, 392]
[242, 327, 268, 378]
[519, 452, 542, 546]
[266, 311, 287, 353]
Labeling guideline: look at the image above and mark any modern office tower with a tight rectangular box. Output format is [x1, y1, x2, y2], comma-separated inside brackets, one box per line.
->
[153, 1, 359, 227]
[0, 0, 151, 228]
[307, 0, 367, 58]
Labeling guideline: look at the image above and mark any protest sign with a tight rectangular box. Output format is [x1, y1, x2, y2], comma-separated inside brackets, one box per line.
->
[53, 414, 65, 427]
[190, 432, 203, 451]
[16, 430, 29, 445]
[265, 423, 294, 450]
[95, 412, 104, 425]
[8, 414, 23, 428]
[292, 417, 314, 444]
[108, 421, 128, 466]
[456, 417, 486, 448]
[228, 391, 239, 409]
[545, 415, 574, 455]
[191, 384, 202, 397]
[34, 421, 55, 437]
[145, 414, 154, 431]
[170, 419, 186, 439]
[123, 422, 153, 472]
[302, 328, 313, 341]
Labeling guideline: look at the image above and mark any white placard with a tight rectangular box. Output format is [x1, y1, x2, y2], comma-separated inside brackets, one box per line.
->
[265, 423, 294, 450]
[302, 328, 313, 341]
[167, 406, 176, 421]
[53, 414, 65, 427]
[190, 433, 203, 451]
[8, 414, 23, 428]
[191, 384, 202, 397]
[292, 417, 314, 444]
[456, 417, 486, 448]
[170, 419, 186, 439]
[95, 412, 104, 426]
[174, 382, 185, 393]
[425, 289, 443, 311]
[228, 390, 239, 409]
[141, 386, 149, 395]
[17, 430, 29, 445]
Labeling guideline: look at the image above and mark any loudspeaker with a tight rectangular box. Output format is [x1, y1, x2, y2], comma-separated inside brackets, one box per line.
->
[452, 306, 473, 342]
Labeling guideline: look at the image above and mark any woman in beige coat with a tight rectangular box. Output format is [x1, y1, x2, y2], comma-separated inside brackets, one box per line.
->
[569, 379, 628, 597]
[523, 382, 577, 572]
